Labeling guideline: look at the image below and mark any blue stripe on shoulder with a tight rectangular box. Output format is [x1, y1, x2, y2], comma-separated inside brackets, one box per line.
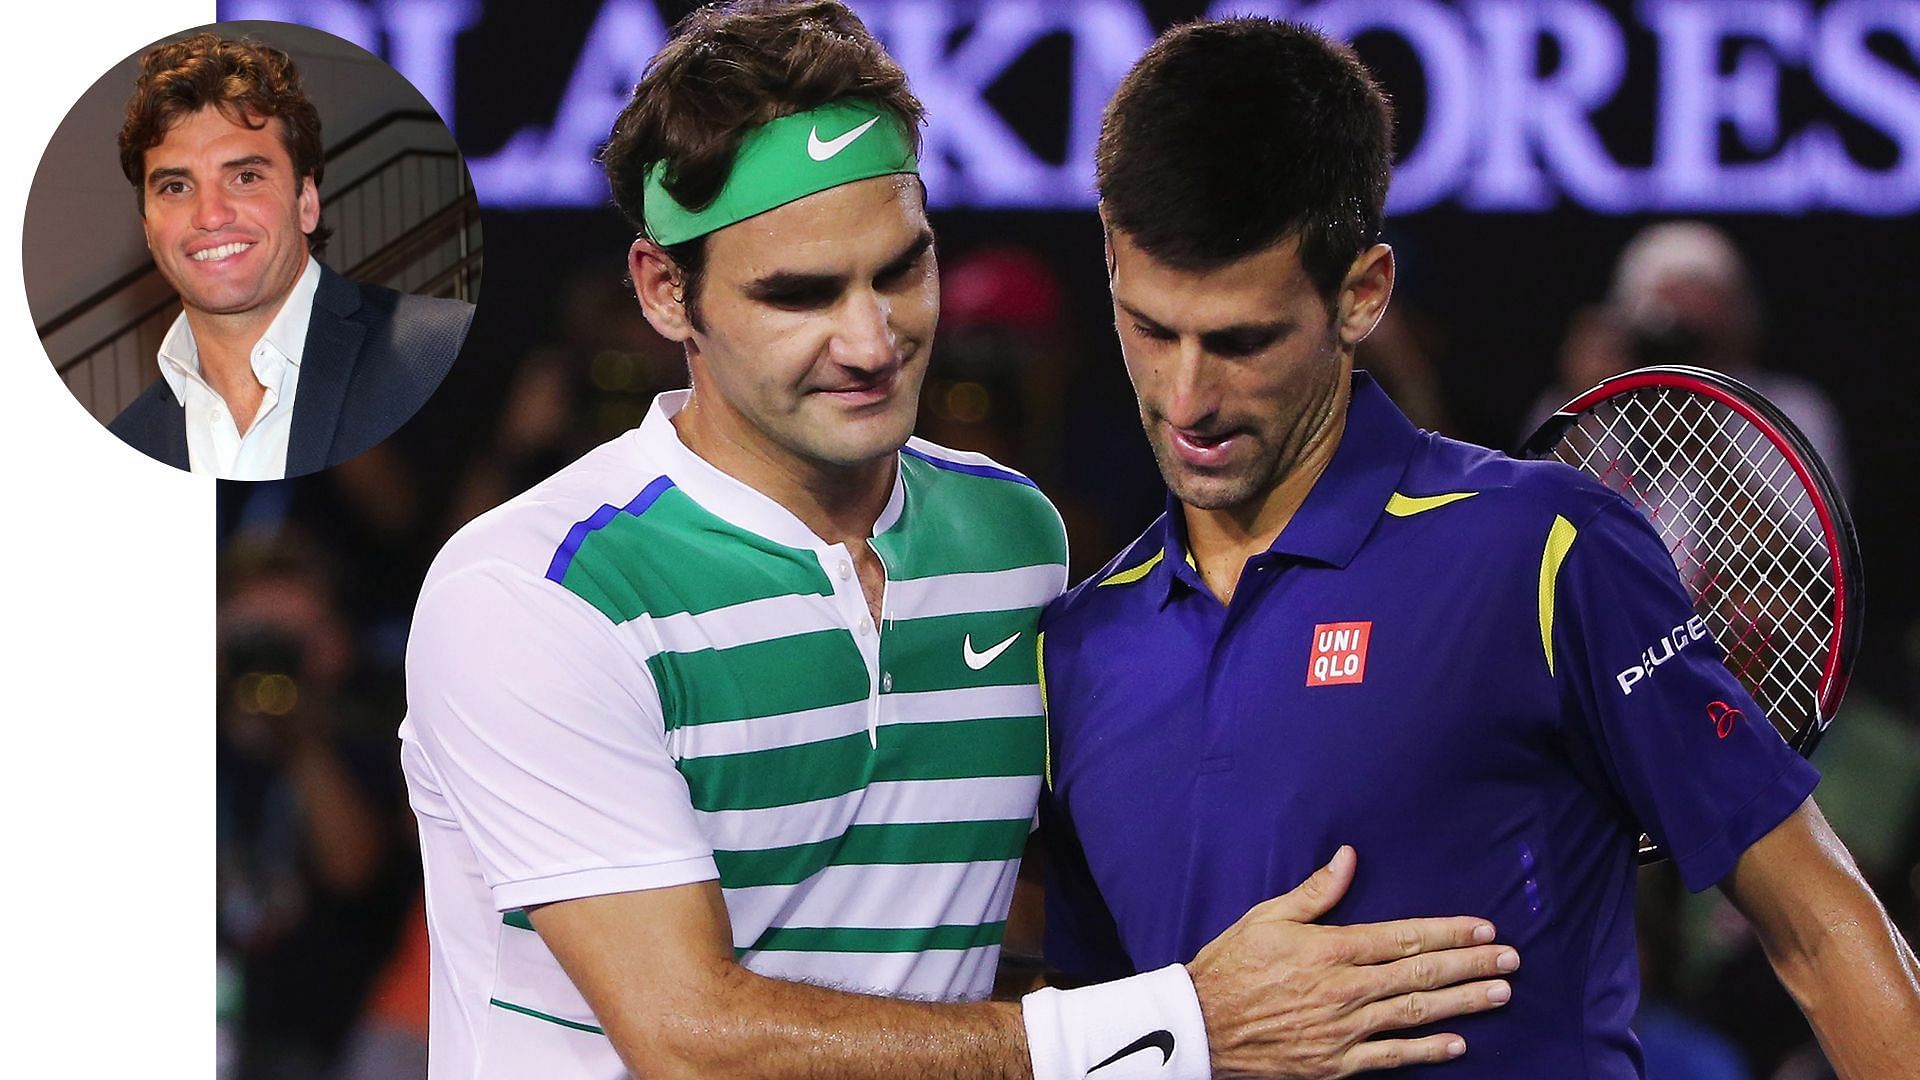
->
[901, 445, 1036, 488]
[544, 475, 676, 584]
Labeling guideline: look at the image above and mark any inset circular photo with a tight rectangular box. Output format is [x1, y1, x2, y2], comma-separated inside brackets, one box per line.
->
[25, 20, 481, 480]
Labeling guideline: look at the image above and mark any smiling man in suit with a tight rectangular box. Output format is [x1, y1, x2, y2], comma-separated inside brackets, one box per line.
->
[108, 31, 472, 480]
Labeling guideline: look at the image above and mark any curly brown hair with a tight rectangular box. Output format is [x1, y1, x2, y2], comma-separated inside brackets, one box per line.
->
[119, 31, 330, 254]
[600, 0, 924, 320]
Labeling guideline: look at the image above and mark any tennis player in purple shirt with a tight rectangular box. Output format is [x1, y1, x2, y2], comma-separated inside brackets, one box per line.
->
[1039, 18, 1920, 1078]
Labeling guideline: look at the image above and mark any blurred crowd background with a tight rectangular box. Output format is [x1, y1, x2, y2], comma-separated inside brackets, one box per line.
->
[209, 0, 1920, 1076]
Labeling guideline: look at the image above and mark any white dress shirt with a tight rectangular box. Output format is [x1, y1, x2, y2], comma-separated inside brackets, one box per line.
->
[155, 256, 322, 480]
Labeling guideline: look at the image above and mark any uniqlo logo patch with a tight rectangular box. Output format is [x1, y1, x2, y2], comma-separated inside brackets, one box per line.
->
[1307, 622, 1372, 686]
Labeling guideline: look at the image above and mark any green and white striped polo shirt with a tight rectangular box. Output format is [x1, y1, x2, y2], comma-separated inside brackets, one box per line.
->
[401, 390, 1067, 1077]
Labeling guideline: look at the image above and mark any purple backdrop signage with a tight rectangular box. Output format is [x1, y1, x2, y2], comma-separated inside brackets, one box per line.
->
[223, 0, 1920, 215]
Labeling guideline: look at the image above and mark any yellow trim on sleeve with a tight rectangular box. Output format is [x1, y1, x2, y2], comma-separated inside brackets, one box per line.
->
[1537, 515, 1579, 676]
[1037, 630, 1052, 790]
[1385, 491, 1478, 517]
[1098, 549, 1164, 587]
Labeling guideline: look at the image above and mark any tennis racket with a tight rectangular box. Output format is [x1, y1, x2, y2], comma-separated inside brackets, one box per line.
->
[1520, 364, 1863, 862]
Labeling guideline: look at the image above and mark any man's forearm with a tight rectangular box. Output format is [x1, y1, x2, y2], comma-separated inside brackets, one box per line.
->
[1757, 882, 1920, 1077]
[601, 956, 1031, 1080]
[532, 886, 1031, 1079]
[533, 853, 1515, 1080]
[1725, 800, 1920, 1079]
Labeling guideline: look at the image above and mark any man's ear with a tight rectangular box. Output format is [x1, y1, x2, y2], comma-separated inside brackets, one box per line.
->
[1337, 243, 1394, 348]
[298, 174, 320, 235]
[630, 237, 694, 342]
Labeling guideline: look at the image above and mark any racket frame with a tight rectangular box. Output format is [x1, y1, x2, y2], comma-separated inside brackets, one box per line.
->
[1520, 365, 1863, 862]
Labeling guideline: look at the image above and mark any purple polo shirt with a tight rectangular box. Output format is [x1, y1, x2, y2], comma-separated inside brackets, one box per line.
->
[1039, 373, 1817, 1077]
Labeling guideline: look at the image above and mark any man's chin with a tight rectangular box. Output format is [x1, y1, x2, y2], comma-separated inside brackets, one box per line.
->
[1167, 479, 1257, 512]
[798, 416, 915, 470]
[1145, 443, 1236, 507]
[1156, 456, 1265, 512]
[176, 286, 271, 317]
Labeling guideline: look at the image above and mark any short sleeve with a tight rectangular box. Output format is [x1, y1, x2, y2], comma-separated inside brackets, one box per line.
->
[403, 558, 718, 911]
[1549, 499, 1818, 892]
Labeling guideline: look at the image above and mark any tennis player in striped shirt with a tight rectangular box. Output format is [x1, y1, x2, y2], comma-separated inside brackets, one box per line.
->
[400, 3, 1518, 1077]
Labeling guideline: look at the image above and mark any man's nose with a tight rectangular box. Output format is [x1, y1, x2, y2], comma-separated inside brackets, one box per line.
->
[1159, 338, 1219, 429]
[831, 288, 899, 373]
[192, 186, 238, 232]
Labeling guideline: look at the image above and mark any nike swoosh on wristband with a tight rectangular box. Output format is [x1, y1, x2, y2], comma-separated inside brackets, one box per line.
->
[962, 632, 1021, 671]
[807, 116, 881, 161]
[1089, 1029, 1176, 1074]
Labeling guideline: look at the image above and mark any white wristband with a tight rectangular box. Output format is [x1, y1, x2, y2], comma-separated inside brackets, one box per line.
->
[1021, 964, 1211, 1080]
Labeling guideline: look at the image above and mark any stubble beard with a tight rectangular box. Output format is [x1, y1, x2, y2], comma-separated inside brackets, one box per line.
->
[789, 378, 922, 471]
[1142, 358, 1347, 515]
[1144, 415, 1288, 513]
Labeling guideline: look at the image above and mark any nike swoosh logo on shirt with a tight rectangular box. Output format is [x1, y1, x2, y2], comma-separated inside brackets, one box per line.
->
[807, 116, 881, 161]
[1089, 1029, 1176, 1073]
[962, 632, 1021, 671]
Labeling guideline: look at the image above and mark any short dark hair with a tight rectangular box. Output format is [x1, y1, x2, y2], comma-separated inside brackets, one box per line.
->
[119, 31, 331, 255]
[1096, 18, 1393, 301]
[599, 0, 925, 323]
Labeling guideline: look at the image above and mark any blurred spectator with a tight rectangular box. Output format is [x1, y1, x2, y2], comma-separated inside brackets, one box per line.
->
[444, 268, 686, 538]
[925, 245, 1069, 473]
[1638, 989, 1756, 1079]
[1520, 304, 1634, 437]
[1573, 223, 1852, 488]
[332, 896, 432, 1080]
[1355, 305, 1456, 436]
[217, 534, 418, 1079]
[928, 245, 1163, 580]
[1635, 863, 1755, 1080]
[1521, 223, 1854, 500]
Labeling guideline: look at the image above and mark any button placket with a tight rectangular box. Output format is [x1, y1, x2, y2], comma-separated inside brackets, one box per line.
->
[820, 544, 885, 748]
[866, 539, 895, 750]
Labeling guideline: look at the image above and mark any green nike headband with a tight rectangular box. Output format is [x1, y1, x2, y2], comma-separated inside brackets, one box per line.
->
[642, 99, 919, 247]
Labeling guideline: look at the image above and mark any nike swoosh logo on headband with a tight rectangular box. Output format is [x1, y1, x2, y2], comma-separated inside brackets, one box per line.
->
[808, 116, 880, 161]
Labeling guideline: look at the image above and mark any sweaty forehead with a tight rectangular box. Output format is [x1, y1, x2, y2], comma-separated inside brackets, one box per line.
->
[703, 174, 928, 279]
[1110, 229, 1320, 331]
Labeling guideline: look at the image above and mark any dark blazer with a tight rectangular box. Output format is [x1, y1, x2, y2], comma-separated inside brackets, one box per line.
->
[107, 263, 474, 478]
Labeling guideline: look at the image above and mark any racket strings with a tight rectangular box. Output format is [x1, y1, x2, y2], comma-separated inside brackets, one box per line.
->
[1688, 405, 1828, 687]
[1550, 388, 1836, 743]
